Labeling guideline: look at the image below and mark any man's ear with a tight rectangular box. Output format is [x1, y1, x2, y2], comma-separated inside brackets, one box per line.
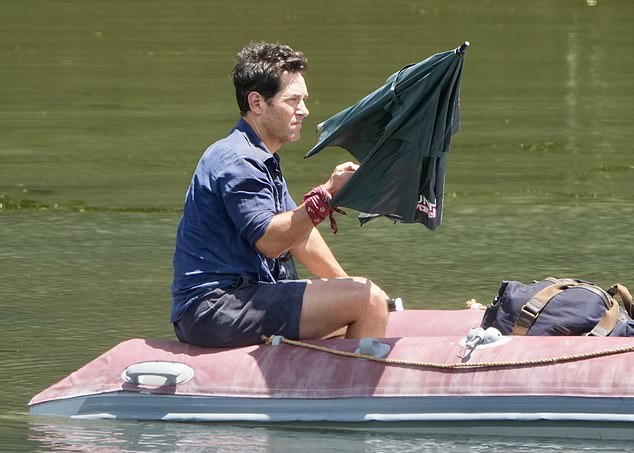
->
[247, 91, 265, 115]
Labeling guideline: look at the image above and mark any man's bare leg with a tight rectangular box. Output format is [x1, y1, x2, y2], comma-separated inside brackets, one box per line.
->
[298, 277, 389, 340]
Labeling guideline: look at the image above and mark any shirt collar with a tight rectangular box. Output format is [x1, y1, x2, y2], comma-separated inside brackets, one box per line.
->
[235, 118, 268, 150]
[233, 118, 281, 164]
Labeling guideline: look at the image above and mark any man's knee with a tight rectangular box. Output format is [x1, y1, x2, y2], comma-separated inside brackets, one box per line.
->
[369, 279, 389, 304]
[343, 277, 389, 338]
[300, 276, 388, 339]
[347, 276, 383, 292]
[370, 281, 389, 319]
[356, 277, 388, 301]
[305, 276, 389, 319]
[350, 277, 389, 318]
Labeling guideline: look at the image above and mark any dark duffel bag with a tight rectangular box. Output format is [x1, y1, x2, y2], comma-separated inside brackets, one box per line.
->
[481, 277, 634, 336]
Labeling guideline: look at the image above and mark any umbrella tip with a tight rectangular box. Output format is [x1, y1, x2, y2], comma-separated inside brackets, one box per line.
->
[457, 41, 470, 54]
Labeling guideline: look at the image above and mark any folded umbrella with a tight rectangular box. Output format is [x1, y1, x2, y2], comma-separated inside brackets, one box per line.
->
[306, 42, 469, 230]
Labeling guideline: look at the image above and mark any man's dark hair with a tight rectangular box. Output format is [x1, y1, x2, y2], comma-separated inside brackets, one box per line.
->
[232, 42, 308, 116]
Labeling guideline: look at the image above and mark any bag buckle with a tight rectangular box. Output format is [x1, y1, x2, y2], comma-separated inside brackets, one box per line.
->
[517, 299, 542, 328]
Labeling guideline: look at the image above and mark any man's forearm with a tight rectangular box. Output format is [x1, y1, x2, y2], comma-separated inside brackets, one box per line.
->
[291, 228, 347, 278]
[256, 162, 358, 262]
[254, 204, 315, 259]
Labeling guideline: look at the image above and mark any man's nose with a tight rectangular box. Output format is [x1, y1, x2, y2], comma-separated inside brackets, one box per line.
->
[298, 99, 309, 117]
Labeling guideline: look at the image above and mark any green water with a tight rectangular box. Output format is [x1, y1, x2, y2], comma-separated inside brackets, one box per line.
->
[2, 0, 634, 451]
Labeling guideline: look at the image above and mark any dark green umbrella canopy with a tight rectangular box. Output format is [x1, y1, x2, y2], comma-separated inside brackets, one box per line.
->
[306, 42, 468, 230]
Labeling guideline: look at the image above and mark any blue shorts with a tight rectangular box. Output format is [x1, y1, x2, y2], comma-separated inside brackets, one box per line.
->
[173, 279, 307, 348]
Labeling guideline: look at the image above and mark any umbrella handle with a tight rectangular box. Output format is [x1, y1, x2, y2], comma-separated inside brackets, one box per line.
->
[457, 41, 470, 55]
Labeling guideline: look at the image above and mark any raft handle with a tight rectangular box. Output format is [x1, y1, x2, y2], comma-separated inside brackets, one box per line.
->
[121, 361, 195, 387]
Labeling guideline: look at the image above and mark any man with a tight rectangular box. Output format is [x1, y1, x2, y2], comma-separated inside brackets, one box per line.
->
[171, 42, 389, 348]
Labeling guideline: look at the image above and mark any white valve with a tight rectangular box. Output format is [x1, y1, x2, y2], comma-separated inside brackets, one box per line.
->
[459, 326, 511, 351]
[355, 337, 391, 358]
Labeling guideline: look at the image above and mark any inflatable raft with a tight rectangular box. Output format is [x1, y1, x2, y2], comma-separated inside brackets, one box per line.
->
[29, 309, 634, 440]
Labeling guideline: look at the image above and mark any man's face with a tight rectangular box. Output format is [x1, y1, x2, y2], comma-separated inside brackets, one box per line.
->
[260, 71, 309, 149]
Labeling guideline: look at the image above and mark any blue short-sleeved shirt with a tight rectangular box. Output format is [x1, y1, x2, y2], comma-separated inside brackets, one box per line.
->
[170, 119, 297, 322]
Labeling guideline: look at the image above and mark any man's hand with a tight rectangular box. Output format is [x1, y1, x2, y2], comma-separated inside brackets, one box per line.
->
[322, 162, 359, 196]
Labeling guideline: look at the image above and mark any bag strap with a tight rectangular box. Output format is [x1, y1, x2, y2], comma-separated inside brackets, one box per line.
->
[588, 299, 620, 336]
[511, 280, 573, 335]
[609, 283, 634, 317]
[589, 283, 634, 336]
[512, 279, 633, 336]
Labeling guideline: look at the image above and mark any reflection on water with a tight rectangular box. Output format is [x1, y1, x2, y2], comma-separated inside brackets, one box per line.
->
[29, 419, 272, 453]
[28, 419, 634, 453]
[3, 0, 634, 451]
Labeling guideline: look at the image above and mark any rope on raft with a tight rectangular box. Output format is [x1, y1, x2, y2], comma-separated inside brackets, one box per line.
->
[261, 335, 634, 370]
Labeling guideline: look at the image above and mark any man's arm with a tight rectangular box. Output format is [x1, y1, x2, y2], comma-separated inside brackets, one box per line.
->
[255, 203, 347, 278]
[254, 204, 315, 259]
[255, 161, 358, 262]
[290, 227, 348, 278]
